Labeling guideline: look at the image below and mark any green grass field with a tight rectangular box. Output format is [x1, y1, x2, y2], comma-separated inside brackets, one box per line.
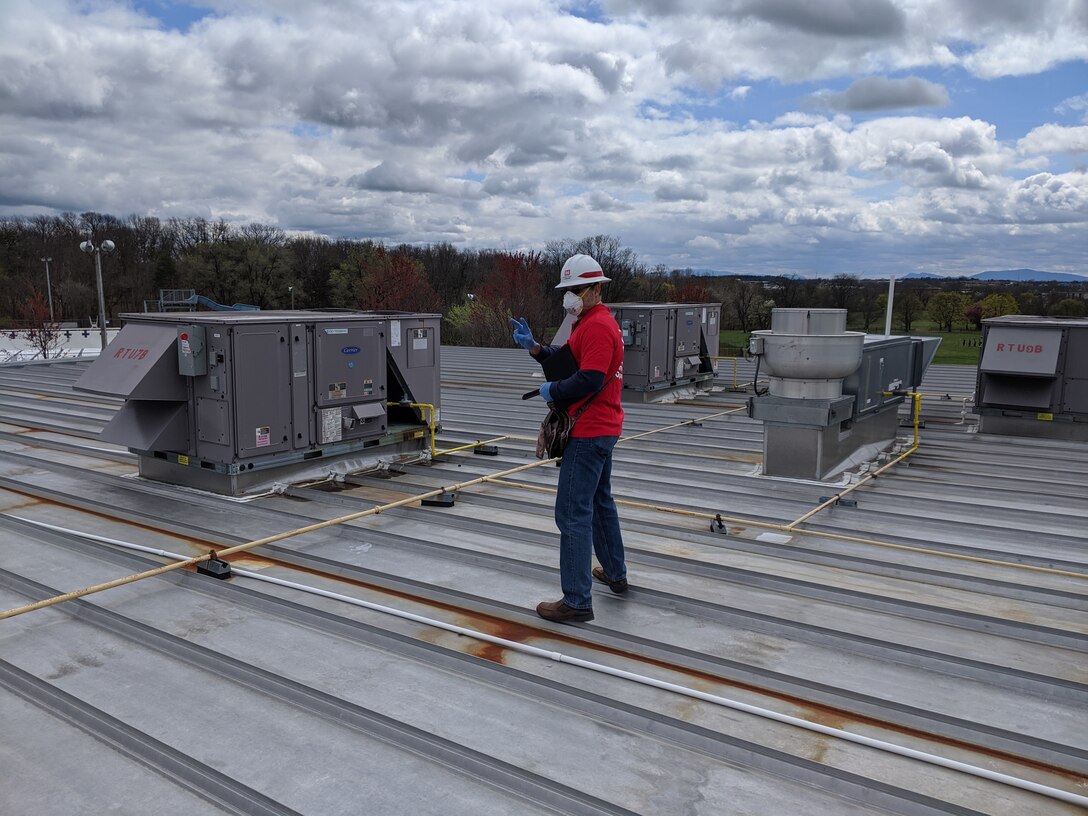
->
[719, 322, 982, 366]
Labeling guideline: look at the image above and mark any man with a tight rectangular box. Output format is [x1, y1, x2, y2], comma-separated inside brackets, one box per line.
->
[510, 254, 628, 623]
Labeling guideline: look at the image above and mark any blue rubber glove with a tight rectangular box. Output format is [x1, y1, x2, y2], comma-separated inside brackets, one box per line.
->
[510, 316, 536, 351]
[539, 382, 554, 403]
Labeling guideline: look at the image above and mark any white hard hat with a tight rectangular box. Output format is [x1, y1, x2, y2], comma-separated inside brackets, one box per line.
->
[556, 254, 611, 289]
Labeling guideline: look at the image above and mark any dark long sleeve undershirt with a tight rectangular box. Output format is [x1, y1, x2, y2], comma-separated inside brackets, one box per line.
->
[532, 344, 606, 402]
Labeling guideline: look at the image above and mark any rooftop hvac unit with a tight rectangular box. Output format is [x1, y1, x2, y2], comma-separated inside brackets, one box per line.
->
[74, 311, 441, 494]
[976, 315, 1088, 441]
[609, 302, 721, 401]
[747, 308, 940, 481]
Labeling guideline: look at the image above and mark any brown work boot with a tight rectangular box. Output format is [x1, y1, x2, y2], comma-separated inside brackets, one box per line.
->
[592, 566, 628, 594]
[536, 600, 594, 623]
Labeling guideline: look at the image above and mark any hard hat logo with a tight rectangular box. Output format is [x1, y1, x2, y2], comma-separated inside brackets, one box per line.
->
[556, 253, 611, 290]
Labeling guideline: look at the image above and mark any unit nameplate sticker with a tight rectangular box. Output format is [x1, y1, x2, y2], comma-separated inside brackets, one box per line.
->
[321, 408, 342, 443]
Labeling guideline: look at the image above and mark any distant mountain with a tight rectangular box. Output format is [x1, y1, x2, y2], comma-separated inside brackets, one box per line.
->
[972, 269, 1087, 282]
[903, 272, 944, 279]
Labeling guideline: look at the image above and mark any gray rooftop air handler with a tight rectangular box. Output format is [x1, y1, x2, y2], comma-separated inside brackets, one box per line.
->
[74, 311, 441, 495]
[976, 315, 1088, 441]
[610, 302, 722, 402]
[747, 308, 939, 481]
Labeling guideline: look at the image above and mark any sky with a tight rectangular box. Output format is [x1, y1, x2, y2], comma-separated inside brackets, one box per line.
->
[1, 0, 1086, 278]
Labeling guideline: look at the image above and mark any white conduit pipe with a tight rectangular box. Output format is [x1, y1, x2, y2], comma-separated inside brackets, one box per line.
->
[10, 515, 1088, 810]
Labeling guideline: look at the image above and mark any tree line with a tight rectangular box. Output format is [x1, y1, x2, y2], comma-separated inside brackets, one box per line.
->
[0, 213, 682, 346]
[718, 275, 1087, 336]
[2, 212, 1085, 352]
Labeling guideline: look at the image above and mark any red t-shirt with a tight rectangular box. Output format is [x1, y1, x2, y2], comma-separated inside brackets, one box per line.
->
[566, 303, 624, 438]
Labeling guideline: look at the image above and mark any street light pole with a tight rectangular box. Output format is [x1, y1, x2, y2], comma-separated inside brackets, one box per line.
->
[79, 239, 115, 349]
[40, 257, 54, 322]
[288, 285, 295, 309]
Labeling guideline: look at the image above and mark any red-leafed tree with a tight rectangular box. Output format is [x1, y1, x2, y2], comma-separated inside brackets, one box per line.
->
[477, 251, 550, 327]
[670, 277, 718, 304]
[330, 244, 443, 313]
[18, 288, 63, 359]
[446, 251, 552, 347]
[963, 302, 983, 330]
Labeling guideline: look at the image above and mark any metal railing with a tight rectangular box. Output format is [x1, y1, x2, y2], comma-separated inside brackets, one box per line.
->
[0, 348, 96, 363]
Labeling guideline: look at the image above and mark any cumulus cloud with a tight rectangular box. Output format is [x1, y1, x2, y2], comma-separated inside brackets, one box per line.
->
[552, 50, 631, 94]
[482, 174, 540, 197]
[736, 0, 905, 38]
[607, 0, 905, 38]
[1056, 94, 1088, 123]
[348, 162, 441, 194]
[0, 0, 1085, 276]
[686, 235, 721, 249]
[654, 181, 709, 201]
[586, 191, 634, 212]
[1018, 125, 1088, 155]
[1005, 171, 1088, 224]
[811, 76, 950, 111]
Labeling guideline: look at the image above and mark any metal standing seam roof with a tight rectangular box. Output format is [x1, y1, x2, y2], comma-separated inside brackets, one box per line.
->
[0, 346, 1086, 815]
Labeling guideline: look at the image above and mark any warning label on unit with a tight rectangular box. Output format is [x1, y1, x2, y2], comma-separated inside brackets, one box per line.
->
[412, 328, 428, 351]
[362, 378, 373, 396]
[255, 426, 270, 448]
[328, 381, 347, 399]
[321, 408, 342, 443]
[390, 320, 402, 348]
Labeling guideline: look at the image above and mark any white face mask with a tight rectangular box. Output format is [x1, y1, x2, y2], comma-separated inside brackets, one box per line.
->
[563, 290, 583, 315]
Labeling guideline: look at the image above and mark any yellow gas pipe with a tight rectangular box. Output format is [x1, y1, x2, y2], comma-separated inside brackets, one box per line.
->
[0, 404, 745, 620]
[392, 400, 533, 457]
[7, 392, 1074, 624]
[434, 435, 510, 457]
[485, 392, 1075, 577]
[400, 401, 437, 455]
[710, 356, 740, 389]
[620, 407, 745, 443]
[0, 456, 563, 621]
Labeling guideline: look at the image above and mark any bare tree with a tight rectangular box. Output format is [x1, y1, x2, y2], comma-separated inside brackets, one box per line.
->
[856, 282, 884, 332]
[239, 222, 287, 246]
[720, 278, 772, 332]
[894, 291, 924, 332]
[828, 273, 860, 310]
[544, 235, 645, 302]
[768, 275, 809, 308]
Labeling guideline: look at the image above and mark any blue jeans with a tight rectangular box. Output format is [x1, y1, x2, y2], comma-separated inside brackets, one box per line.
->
[555, 436, 626, 610]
